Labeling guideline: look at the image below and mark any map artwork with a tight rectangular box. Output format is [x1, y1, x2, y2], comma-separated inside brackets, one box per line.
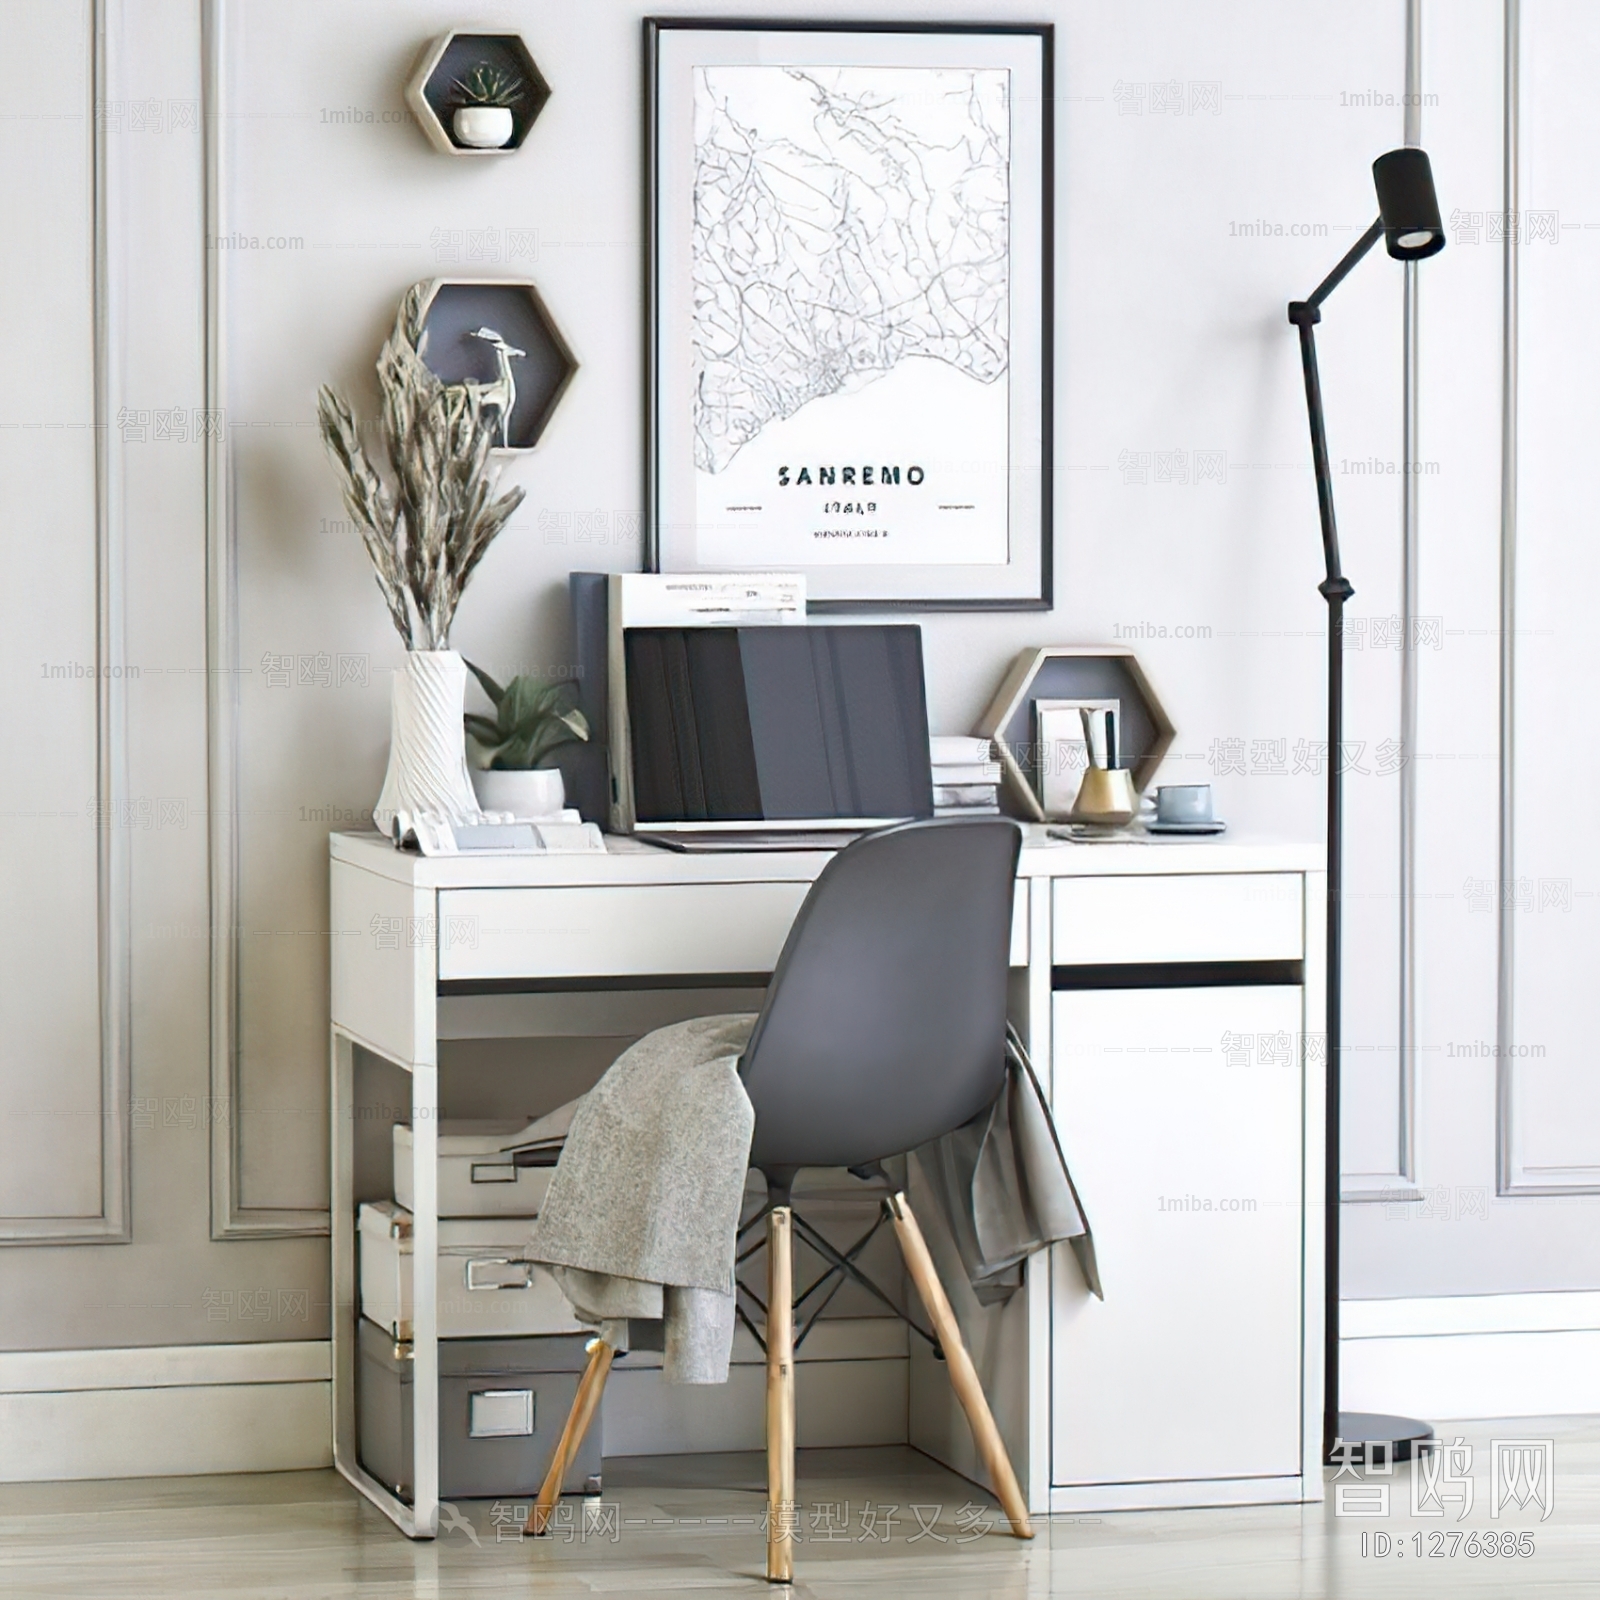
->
[689, 65, 1012, 568]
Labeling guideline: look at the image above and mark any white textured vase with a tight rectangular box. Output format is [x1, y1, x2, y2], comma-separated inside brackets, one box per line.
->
[372, 651, 482, 832]
[453, 105, 514, 148]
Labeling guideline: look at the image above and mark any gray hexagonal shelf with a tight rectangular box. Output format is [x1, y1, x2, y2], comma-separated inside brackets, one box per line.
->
[405, 32, 550, 155]
[416, 278, 577, 453]
[975, 646, 1175, 821]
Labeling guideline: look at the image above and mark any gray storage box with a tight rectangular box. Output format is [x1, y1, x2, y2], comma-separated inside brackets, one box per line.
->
[357, 1317, 601, 1502]
[358, 1201, 584, 1341]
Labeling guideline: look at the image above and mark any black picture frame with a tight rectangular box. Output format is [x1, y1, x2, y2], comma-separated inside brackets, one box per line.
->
[645, 18, 1054, 611]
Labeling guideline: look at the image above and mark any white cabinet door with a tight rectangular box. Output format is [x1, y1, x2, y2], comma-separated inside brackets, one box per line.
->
[1051, 986, 1304, 1487]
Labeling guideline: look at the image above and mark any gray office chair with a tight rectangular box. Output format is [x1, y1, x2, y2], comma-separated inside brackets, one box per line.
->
[528, 819, 1033, 1575]
[742, 815, 1018, 1195]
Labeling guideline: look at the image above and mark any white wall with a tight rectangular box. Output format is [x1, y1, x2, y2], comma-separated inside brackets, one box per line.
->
[4, 0, 1595, 1378]
[213, 0, 1410, 1276]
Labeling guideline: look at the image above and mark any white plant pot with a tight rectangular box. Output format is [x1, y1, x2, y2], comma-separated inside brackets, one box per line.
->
[471, 766, 565, 820]
[453, 105, 514, 148]
[372, 651, 482, 832]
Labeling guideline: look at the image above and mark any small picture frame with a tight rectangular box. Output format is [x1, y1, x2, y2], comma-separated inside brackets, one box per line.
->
[1035, 698, 1119, 819]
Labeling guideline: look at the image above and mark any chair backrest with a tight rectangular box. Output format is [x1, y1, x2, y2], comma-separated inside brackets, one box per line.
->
[740, 816, 1022, 1179]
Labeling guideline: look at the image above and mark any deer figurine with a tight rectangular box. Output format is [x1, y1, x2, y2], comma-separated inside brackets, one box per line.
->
[468, 326, 526, 448]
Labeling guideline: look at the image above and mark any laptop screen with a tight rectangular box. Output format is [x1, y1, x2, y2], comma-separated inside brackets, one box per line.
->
[624, 625, 934, 828]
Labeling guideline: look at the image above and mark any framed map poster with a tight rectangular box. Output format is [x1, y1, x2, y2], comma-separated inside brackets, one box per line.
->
[646, 20, 1053, 609]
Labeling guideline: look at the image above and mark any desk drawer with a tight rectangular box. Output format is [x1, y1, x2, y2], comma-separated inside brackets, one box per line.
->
[1053, 874, 1303, 966]
[438, 883, 812, 982]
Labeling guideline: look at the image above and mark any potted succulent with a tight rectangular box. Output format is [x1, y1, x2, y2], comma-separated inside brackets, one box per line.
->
[463, 662, 589, 818]
[451, 64, 523, 149]
[317, 283, 525, 830]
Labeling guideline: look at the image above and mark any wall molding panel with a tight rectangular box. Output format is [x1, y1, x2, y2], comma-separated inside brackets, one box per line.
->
[1495, 0, 1600, 1196]
[203, 0, 328, 1240]
[0, 0, 132, 1247]
[1339, 0, 1423, 1197]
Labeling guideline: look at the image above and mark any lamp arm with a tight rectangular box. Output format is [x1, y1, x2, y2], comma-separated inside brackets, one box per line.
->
[1286, 215, 1382, 595]
[1305, 215, 1385, 313]
[1285, 311, 1352, 600]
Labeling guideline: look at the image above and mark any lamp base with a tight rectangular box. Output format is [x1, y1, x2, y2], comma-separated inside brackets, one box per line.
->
[1330, 1411, 1436, 1465]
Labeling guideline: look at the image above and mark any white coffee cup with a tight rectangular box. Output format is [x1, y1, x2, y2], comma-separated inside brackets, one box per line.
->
[1155, 784, 1214, 824]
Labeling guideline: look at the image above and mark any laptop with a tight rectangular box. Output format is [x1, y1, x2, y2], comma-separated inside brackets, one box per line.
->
[617, 624, 934, 844]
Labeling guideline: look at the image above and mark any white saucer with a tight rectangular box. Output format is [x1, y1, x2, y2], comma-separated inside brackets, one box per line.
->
[1144, 819, 1227, 835]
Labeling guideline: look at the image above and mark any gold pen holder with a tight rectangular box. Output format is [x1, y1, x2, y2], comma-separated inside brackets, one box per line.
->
[1070, 767, 1138, 827]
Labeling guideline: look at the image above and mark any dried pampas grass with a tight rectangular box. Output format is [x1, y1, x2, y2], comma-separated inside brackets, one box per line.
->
[317, 283, 525, 650]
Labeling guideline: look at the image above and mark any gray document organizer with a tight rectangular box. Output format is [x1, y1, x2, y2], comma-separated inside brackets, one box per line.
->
[357, 1319, 600, 1502]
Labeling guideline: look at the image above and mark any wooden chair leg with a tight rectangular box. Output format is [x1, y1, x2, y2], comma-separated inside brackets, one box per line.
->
[765, 1206, 796, 1582]
[524, 1337, 614, 1536]
[886, 1192, 1034, 1539]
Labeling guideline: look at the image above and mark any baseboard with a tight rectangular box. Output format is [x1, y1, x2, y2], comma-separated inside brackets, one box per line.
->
[0, 1324, 909, 1481]
[1048, 1475, 1308, 1514]
[1342, 1292, 1600, 1420]
[14, 1295, 1595, 1485]
[603, 1315, 908, 1456]
[603, 1358, 908, 1457]
[0, 1341, 331, 1483]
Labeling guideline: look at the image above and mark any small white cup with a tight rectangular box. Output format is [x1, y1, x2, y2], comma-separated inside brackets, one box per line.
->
[1155, 784, 1214, 824]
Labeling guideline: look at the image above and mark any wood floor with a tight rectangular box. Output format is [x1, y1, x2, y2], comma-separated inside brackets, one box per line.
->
[0, 1420, 1592, 1597]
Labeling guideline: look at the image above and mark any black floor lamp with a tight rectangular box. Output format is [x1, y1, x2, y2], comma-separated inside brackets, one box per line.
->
[1288, 147, 1444, 1466]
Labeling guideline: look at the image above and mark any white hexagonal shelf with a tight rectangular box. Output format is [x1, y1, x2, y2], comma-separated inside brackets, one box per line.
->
[975, 646, 1175, 821]
[405, 32, 550, 156]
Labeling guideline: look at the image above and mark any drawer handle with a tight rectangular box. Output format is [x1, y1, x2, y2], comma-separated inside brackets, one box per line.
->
[465, 1256, 534, 1292]
[1052, 959, 1304, 991]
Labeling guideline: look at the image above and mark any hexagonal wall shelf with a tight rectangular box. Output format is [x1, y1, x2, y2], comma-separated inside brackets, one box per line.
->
[405, 32, 550, 155]
[975, 646, 1175, 821]
[416, 279, 577, 452]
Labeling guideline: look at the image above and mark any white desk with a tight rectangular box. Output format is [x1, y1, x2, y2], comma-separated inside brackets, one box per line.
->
[329, 827, 1326, 1537]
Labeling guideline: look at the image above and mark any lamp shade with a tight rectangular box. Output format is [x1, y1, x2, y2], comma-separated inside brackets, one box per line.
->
[1372, 147, 1445, 260]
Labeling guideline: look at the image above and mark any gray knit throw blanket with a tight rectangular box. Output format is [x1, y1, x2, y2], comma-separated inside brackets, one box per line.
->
[522, 1014, 757, 1383]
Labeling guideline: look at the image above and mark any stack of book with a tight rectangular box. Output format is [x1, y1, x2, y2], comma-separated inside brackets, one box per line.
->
[931, 736, 1002, 816]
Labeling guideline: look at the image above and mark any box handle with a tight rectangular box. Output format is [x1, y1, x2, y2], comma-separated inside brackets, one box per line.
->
[470, 1161, 519, 1184]
[465, 1256, 535, 1292]
[469, 1388, 535, 1438]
